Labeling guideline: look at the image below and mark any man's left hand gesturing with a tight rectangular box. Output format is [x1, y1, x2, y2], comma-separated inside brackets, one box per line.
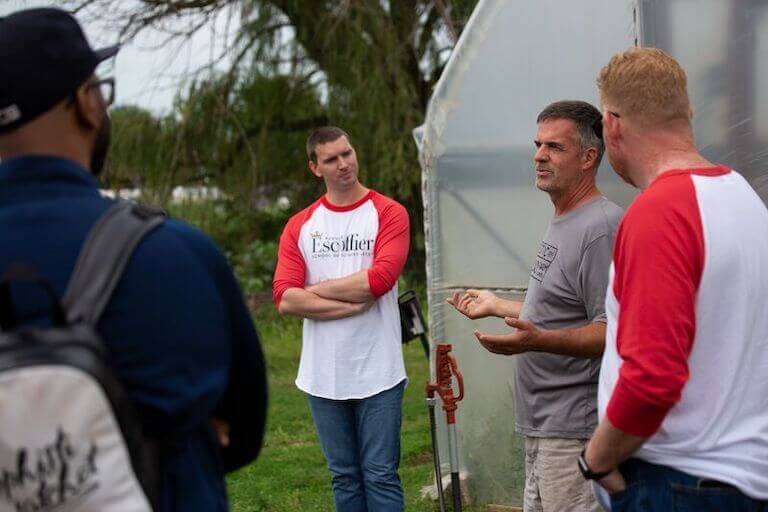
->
[473, 317, 542, 355]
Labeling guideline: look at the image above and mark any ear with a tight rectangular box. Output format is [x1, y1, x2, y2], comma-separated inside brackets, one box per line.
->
[72, 81, 102, 131]
[602, 111, 622, 150]
[308, 160, 321, 178]
[581, 146, 598, 171]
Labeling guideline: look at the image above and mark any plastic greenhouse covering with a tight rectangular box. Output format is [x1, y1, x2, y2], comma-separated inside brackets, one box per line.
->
[415, 0, 768, 506]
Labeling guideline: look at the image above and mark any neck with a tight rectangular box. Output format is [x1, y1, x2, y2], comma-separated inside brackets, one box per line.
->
[551, 179, 601, 216]
[0, 120, 91, 171]
[326, 182, 369, 206]
[627, 127, 712, 190]
[637, 148, 713, 189]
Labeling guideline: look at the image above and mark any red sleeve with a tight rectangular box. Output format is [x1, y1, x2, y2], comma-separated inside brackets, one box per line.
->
[606, 174, 704, 437]
[272, 211, 309, 307]
[368, 194, 410, 298]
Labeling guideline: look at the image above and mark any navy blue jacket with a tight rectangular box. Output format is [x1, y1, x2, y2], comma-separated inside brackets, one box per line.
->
[0, 156, 267, 511]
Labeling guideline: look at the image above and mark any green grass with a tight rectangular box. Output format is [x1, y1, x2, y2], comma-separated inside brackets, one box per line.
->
[227, 306, 485, 511]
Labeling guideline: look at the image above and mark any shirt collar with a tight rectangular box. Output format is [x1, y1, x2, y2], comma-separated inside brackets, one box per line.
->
[0, 155, 100, 193]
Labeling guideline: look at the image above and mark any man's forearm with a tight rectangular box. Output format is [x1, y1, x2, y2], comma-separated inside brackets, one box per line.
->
[531, 321, 605, 358]
[278, 287, 363, 320]
[307, 270, 374, 303]
[494, 298, 523, 319]
[586, 418, 648, 473]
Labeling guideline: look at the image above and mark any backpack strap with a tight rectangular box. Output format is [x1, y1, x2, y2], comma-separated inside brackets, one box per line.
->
[63, 201, 166, 325]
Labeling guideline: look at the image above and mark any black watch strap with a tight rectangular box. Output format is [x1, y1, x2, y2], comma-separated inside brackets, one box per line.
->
[577, 448, 613, 480]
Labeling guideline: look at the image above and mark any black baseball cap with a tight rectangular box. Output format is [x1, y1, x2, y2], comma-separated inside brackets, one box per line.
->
[0, 8, 119, 133]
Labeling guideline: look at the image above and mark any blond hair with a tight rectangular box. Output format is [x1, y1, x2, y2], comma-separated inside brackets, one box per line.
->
[597, 47, 691, 125]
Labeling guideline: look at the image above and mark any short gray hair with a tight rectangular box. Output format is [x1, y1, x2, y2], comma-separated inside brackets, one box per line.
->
[537, 100, 604, 170]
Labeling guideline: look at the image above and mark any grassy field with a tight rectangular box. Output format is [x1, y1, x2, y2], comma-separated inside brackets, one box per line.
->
[227, 305, 485, 511]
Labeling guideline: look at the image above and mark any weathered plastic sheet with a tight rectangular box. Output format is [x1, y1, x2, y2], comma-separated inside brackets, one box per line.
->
[418, 0, 768, 506]
[639, 0, 768, 201]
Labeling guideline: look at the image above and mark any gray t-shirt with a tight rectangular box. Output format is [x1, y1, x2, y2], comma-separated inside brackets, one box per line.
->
[515, 196, 623, 439]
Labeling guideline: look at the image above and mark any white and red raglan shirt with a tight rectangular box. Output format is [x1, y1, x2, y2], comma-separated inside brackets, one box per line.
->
[273, 190, 410, 399]
[598, 167, 768, 498]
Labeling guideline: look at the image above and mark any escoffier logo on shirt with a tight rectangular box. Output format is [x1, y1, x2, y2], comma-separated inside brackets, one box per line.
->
[310, 232, 374, 258]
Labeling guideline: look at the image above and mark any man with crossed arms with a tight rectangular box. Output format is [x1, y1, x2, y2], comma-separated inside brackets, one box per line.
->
[274, 126, 410, 511]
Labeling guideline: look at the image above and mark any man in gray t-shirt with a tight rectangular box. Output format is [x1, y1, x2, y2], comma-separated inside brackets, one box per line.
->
[449, 101, 623, 512]
[517, 197, 620, 439]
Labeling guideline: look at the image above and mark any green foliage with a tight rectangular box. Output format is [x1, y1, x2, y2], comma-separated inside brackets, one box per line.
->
[106, 71, 326, 203]
[170, 73, 326, 197]
[231, 238, 278, 295]
[165, 199, 289, 296]
[106, 106, 177, 190]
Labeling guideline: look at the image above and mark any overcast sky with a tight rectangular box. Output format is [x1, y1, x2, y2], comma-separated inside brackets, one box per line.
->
[0, 0, 233, 114]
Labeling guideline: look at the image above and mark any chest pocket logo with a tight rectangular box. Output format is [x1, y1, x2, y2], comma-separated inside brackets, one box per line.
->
[531, 242, 558, 282]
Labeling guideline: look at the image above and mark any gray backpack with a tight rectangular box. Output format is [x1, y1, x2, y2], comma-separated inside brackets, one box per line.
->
[0, 202, 165, 512]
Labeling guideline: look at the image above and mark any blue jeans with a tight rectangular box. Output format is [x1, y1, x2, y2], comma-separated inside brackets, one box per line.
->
[610, 458, 768, 512]
[308, 380, 405, 512]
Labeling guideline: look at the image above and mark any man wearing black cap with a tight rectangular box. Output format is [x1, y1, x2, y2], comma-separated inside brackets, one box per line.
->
[0, 7, 119, 175]
[0, 8, 267, 511]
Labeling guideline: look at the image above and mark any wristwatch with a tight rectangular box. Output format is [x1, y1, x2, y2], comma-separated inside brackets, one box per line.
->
[577, 448, 612, 480]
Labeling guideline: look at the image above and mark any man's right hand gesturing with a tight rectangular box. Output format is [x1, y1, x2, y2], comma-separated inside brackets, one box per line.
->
[447, 289, 500, 319]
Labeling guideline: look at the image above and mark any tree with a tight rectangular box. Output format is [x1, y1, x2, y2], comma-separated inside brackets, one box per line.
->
[106, 105, 169, 189]
[67, 0, 480, 274]
[167, 71, 327, 201]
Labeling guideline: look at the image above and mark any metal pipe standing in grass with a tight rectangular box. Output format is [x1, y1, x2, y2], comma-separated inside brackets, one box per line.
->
[426, 344, 464, 511]
[426, 392, 446, 512]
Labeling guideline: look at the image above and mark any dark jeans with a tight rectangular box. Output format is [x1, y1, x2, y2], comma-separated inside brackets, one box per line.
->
[610, 458, 768, 512]
[308, 380, 405, 512]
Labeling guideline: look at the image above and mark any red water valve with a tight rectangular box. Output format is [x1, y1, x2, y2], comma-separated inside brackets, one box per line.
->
[426, 344, 464, 424]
